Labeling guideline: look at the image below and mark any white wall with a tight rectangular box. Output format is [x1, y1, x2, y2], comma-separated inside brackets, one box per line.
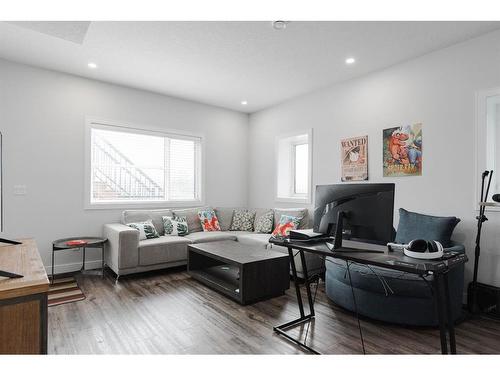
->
[4, 29, 500, 288]
[0, 58, 249, 272]
[248, 30, 500, 288]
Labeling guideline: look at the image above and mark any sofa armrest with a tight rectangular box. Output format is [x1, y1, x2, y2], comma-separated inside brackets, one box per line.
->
[103, 223, 140, 272]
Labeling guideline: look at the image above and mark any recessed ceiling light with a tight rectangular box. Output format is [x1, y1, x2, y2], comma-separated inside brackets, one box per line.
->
[241, 100, 248, 105]
[87, 62, 98, 69]
[272, 21, 288, 30]
[345, 57, 356, 65]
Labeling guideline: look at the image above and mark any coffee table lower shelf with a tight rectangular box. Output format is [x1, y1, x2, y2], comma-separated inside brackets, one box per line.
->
[189, 267, 241, 302]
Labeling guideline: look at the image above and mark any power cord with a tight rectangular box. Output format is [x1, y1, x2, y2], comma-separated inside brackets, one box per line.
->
[364, 264, 394, 296]
[346, 260, 366, 354]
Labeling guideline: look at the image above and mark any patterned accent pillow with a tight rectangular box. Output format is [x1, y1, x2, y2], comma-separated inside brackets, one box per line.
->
[162, 216, 189, 236]
[230, 210, 256, 232]
[198, 209, 221, 232]
[254, 210, 274, 233]
[271, 215, 301, 239]
[127, 220, 160, 240]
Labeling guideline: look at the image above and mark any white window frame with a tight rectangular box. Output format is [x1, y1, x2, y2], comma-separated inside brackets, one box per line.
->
[475, 88, 500, 212]
[275, 129, 313, 204]
[84, 117, 205, 210]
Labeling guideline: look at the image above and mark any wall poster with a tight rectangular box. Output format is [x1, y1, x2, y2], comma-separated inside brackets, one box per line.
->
[383, 123, 422, 177]
[341, 135, 368, 181]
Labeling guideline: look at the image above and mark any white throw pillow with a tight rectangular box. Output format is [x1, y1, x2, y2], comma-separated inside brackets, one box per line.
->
[162, 216, 189, 236]
[127, 220, 160, 240]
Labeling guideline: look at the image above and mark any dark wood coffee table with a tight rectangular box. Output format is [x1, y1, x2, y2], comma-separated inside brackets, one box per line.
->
[188, 240, 290, 305]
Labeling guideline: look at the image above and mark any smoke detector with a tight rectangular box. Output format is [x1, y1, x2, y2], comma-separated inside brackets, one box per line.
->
[272, 21, 289, 30]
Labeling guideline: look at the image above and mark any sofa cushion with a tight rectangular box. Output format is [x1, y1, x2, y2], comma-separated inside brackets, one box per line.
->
[253, 209, 274, 234]
[198, 209, 221, 232]
[138, 236, 192, 266]
[274, 208, 308, 229]
[214, 207, 242, 231]
[230, 209, 256, 231]
[271, 215, 301, 239]
[122, 209, 173, 236]
[162, 216, 189, 236]
[395, 208, 460, 248]
[185, 231, 237, 244]
[172, 206, 211, 233]
[127, 220, 160, 240]
[235, 233, 271, 249]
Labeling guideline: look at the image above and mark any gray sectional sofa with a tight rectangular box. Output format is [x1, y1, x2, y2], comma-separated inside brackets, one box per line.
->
[103, 206, 325, 279]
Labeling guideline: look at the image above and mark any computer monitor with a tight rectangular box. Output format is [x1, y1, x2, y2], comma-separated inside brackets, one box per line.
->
[313, 183, 395, 249]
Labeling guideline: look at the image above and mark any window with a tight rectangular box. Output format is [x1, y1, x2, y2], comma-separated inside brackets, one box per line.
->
[86, 120, 202, 208]
[293, 143, 309, 195]
[476, 88, 500, 211]
[276, 130, 312, 203]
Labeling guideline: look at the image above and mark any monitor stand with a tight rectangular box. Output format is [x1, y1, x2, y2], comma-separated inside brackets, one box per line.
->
[0, 238, 23, 279]
[325, 211, 384, 253]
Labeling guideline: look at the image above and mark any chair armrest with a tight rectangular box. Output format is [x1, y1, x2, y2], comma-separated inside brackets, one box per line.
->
[103, 223, 140, 271]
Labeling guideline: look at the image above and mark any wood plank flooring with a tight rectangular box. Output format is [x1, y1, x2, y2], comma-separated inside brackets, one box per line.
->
[47, 267, 500, 354]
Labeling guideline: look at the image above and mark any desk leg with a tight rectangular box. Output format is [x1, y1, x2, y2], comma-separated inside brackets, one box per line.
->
[299, 249, 315, 317]
[273, 246, 319, 354]
[289, 247, 304, 317]
[434, 273, 457, 354]
[434, 273, 448, 354]
[443, 273, 457, 354]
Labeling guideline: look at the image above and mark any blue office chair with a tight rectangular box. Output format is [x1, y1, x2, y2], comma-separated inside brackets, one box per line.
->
[324, 208, 465, 326]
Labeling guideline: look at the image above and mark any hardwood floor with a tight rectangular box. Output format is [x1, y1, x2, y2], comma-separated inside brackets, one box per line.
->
[48, 267, 500, 354]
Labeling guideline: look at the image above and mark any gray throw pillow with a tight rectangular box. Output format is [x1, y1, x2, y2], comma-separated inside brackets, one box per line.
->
[395, 208, 460, 248]
[230, 210, 256, 232]
[254, 210, 274, 233]
[214, 207, 239, 231]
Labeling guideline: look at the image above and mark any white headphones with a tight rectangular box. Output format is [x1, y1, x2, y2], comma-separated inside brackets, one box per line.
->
[387, 239, 444, 260]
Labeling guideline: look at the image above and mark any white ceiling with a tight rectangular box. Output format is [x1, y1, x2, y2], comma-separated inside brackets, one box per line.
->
[0, 21, 499, 113]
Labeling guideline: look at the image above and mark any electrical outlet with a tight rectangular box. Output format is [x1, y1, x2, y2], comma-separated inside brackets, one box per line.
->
[13, 185, 27, 195]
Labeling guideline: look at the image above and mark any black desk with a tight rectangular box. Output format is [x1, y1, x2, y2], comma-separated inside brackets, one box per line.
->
[270, 238, 468, 355]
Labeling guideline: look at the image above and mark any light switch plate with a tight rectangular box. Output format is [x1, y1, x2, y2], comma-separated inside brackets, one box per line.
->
[13, 185, 27, 195]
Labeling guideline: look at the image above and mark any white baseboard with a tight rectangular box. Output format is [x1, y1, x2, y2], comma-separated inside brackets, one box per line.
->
[44, 259, 103, 275]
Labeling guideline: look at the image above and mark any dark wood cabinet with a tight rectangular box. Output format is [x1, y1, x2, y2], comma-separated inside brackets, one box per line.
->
[0, 239, 49, 354]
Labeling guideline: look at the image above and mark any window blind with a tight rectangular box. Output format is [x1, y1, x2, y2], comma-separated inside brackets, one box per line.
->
[89, 124, 201, 205]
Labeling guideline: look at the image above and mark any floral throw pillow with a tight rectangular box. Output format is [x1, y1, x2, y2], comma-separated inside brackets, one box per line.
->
[271, 215, 301, 239]
[127, 220, 160, 240]
[254, 210, 274, 233]
[162, 216, 189, 236]
[198, 209, 221, 232]
[230, 210, 256, 232]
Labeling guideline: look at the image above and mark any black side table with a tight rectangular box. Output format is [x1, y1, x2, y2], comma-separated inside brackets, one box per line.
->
[51, 237, 108, 283]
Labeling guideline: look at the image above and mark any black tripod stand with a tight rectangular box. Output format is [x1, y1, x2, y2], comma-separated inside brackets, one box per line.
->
[467, 170, 493, 313]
